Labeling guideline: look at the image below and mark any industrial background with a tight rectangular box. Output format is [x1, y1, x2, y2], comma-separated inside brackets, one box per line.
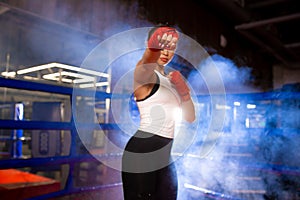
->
[0, 0, 299, 199]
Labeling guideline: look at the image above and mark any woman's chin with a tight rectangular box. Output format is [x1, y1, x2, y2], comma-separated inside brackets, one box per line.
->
[159, 60, 169, 66]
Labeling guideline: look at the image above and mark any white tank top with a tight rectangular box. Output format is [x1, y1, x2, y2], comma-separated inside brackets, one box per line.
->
[136, 70, 181, 138]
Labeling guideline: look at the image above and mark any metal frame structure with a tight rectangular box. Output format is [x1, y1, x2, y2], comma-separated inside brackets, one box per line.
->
[0, 77, 300, 199]
[0, 77, 117, 199]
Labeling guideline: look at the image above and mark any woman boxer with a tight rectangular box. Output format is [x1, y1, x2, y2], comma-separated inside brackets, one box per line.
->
[122, 26, 195, 200]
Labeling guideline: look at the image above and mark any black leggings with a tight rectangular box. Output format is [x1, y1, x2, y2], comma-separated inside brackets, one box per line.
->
[122, 130, 178, 200]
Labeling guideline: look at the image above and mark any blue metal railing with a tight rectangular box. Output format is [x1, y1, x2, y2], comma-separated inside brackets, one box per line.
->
[0, 77, 117, 199]
[1, 77, 300, 199]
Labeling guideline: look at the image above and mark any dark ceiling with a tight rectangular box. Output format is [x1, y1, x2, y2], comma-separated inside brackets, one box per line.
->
[202, 0, 300, 68]
[0, 0, 299, 90]
[137, 0, 300, 70]
[0, 0, 299, 67]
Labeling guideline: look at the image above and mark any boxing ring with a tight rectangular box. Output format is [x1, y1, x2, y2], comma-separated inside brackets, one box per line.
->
[0, 77, 300, 199]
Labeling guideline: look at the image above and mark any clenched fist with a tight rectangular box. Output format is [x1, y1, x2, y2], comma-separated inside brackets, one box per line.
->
[148, 27, 179, 51]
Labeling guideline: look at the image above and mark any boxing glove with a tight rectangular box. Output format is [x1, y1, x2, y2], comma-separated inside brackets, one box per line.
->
[170, 71, 191, 102]
[147, 27, 178, 51]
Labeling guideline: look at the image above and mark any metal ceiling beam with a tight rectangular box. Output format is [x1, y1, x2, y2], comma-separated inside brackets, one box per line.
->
[201, 0, 251, 23]
[285, 42, 300, 49]
[0, 5, 9, 15]
[235, 13, 300, 62]
[0, 2, 102, 41]
[235, 13, 300, 30]
[247, 0, 295, 9]
[239, 30, 300, 69]
[203, 0, 300, 66]
[236, 30, 290, 66]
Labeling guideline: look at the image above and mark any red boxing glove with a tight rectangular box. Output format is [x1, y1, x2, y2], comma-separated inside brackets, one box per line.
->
[170, 71, 191, 102]
[148, 27, 178, 51]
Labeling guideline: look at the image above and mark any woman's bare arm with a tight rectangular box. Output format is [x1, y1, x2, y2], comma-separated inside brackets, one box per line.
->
[169, 71, 196, 123]
[134, 49, 161, 85]
[181, 99, 196, 123]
